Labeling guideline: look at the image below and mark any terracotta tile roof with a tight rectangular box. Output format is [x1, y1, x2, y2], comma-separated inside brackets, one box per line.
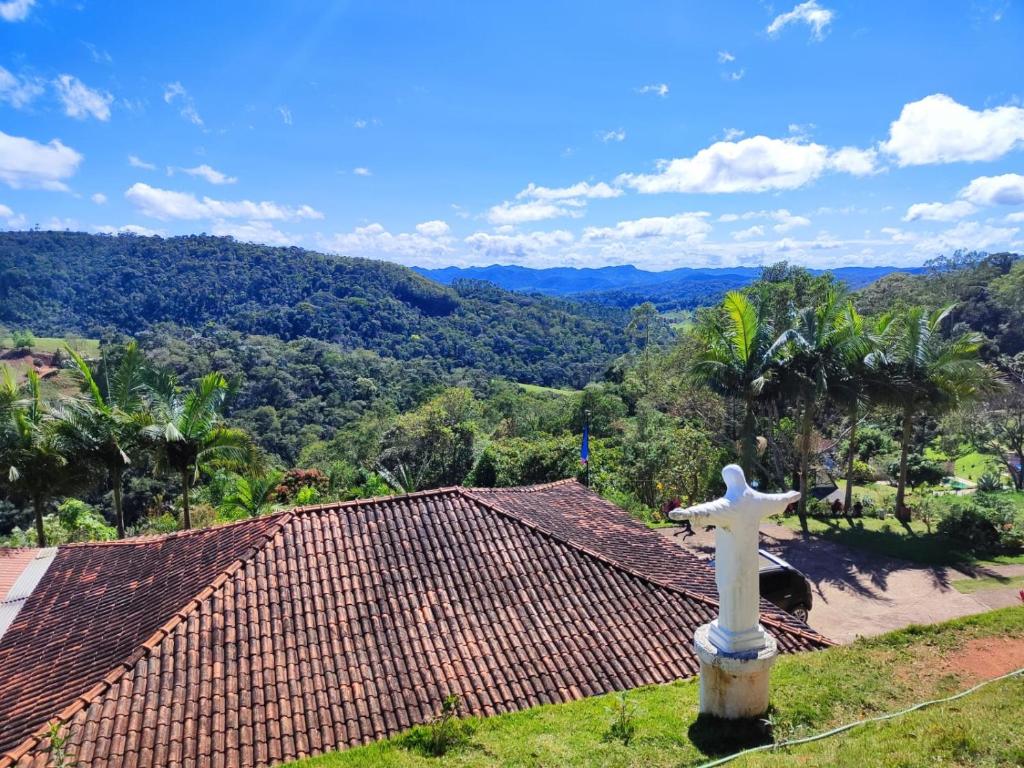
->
[0, 482, 831, 767]
[0, 550, 36, 601]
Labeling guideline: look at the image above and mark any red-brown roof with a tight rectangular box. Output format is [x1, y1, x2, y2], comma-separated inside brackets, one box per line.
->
[0, 550, 36, 601]
[0, 482, 830, 767]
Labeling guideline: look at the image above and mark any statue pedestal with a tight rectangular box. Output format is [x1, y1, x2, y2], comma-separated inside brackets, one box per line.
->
[694, 623, 777, 719]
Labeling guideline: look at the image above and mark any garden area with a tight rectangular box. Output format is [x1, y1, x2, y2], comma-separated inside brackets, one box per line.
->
[286, 608, 1024, 768]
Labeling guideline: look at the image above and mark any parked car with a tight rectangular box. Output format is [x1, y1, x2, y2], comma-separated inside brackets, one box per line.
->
[758, 550, 813, 622]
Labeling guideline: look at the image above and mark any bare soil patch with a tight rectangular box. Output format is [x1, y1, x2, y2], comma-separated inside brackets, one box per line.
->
[948, 636, 1024, 682]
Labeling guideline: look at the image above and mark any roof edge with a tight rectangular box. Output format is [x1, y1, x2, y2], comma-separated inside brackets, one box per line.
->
[0, 511, 296, 767]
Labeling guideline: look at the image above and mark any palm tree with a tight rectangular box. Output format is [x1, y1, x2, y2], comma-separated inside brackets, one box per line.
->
[829, 306, 882, 516]
[219, 468, 283, 518]
[55, 342, 149, 538]
[772, 290, 859, 528]
[1, 371, 84, 546]
[869, 305, 998, 521]
[143, 372, 252, 529]
[691, 291, 781, 478]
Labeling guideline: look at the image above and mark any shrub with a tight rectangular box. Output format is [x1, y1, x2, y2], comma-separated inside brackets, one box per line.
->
[0, 499, 116, 547]
[937, 495, 1023, 552]
[846, 459, 875, 483]
[976, 473, 1002, 492]
[10, 329, 34, 349]
[888, 455, 946, 488]
[403, 694, 472, 757]
[603, 692, 638, 746]
[274, 468, 330, 502]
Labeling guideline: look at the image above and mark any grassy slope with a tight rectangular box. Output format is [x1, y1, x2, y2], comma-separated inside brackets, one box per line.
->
[287, 608, 1024, 768]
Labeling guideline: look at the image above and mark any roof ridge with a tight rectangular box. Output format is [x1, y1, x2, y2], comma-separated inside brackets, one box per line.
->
[58, 510, 292, 547]
[472, 478, 580, 493]
[288, 485, 463, 516]
[458, 486, 834, 648]
[0, 511, 296, 767]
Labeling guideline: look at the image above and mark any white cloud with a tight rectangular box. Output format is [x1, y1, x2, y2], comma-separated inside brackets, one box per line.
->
[94, 224, 165, 237]
[767, 1, 835, 40]
[828, 146, 881, 176]
[54, 75, 113, 121]
[124, 183, 323, 222]
[733, 225, 765, 241]
[319, 222, 455, 266]
[582, 212, 711, 242]
[211, 219, 298, 247]
[163, 82, 203, 126]
[353, 119, 367, 129]
[598, 128, 626, 143]
[1006, 211, 1024, 223]
[882, 94, 1024, 166]
[0, 66, 44, 108]
[718, 208, 811, 232]
[903, 200, 977, 222]
[182, 164, 237, 185]
[725, 69, 745, 82]
[618, 135, 830, 194]
[912, 220, 1020, 254]
[959, 173, 1024, 206]
[0, 0, 34, 22]
[0, 131, 82, 190]
[515, 181, 622, 200]
[128, 155, 156, 171]
[722, 128, 745, 141]
[0, 202, 26, 229]
[718, 51, 736, 63]
[415, 220, 450, 237]
[464, 229, 574, 262]
[91, 192, 107, 205]
[487, 199, 584, 225]
[278, 106, 292, 125]
[636, 83, 669, 97]
[353, 167, 372, 177]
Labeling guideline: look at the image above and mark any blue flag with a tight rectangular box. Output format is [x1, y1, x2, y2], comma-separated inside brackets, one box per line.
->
[580, 423, 589, 464]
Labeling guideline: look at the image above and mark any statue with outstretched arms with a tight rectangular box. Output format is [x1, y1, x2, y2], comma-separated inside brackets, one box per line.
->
[670, 464, 800, 656]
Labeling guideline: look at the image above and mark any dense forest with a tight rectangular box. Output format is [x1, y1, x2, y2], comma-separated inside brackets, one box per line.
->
[1, 238, 1022, 562]
[0, 232, 628, 388]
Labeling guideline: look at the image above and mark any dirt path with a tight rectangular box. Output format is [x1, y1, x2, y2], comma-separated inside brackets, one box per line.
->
[657, 523, 1008, 643]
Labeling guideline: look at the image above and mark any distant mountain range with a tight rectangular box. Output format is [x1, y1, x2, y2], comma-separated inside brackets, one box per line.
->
[414, 264, 927, 310]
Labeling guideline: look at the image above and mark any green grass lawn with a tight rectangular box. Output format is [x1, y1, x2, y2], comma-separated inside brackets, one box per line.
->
[286, 608, 1024, 768]
[516, 382, 575, 397]
[0, 331, 99, 356]
[953, 573, 1024, 594]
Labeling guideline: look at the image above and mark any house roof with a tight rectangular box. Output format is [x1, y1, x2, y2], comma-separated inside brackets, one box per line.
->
[0, 481, 831, 768]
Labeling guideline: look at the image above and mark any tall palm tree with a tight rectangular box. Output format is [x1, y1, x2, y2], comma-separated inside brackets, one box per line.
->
[143, 372, 252, 530]
[55, 342, 150, 538]
[691, 291, 781, 478]
[869, 305, 998, 521]
[772, 290, 859, 528]
[1, 371, 83, 546]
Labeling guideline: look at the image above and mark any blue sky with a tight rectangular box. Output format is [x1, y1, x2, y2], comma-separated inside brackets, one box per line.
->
[1, 0, 1023, 269]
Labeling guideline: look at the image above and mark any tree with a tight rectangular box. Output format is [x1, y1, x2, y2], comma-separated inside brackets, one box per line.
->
[0, 371, 84, 546]
[144, 372, 253, 529]
[869, 306, 998, 521]
[772, 291, 861, 529]
[690, 291, 781, 478]
[55, 342, 150, 537]
[219, 468, 283, 518]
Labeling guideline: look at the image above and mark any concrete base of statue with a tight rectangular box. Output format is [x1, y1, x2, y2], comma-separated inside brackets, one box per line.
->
[694, 623, 777, 719]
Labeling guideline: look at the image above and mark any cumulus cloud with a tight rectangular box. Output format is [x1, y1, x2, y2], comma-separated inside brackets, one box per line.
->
[828, 146, 882, 176]
[211, 220, 298, 247]
[718, 51, 736, 63]
[719, 208, 811, 232]
[0, 131, 83, 190]
[732, 225, 765, 241]
[487, 199, 584, 225]
[124, 183, 323, 222]
[353, 167, 372, 177]
[515, 181, 621, 201]
[0, 0, 34, 22]
[598, 128, 626, 143]
[318, 222, 455, 266]
[54, 75, 113, 121]
[882, 94, 1024, 166]
[959, 173, 1024, 206]
[415, 220, 450, 237]
[766, 1, 835, 40]
[464, 229, 574, 261]
[128, 155, 156, 170]
[912, 220, 1020, 254]
[94, 224, 165, 237]
[903, 200, 977, 222]
[278, 106, 292, 125]
[91, 192, 107, 205]
[582, 212, 711, 242]
[618, 136, 830, 194]
[636, 83, 669, 97]
[181, 164, 237, 185]
[0, 66, 44, 108]
[163, 82, 203, 126]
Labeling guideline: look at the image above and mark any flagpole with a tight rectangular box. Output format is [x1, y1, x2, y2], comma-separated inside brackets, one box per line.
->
[584, 409, 591, 488]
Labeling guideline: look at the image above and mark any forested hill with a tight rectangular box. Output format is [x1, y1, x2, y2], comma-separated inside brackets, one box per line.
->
[0, 231, 627, 387]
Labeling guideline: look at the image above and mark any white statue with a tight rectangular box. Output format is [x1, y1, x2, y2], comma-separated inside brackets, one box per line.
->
[670, 464, 799, 656]
[670, 464, 800, 719]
